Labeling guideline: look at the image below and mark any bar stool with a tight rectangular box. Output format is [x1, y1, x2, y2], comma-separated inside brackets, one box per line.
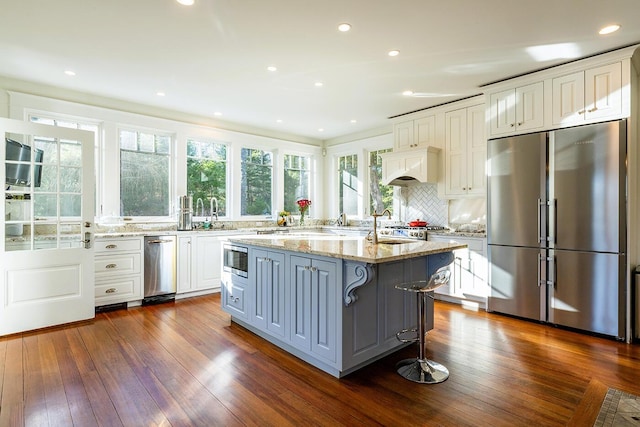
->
[395, 267, 451, 384]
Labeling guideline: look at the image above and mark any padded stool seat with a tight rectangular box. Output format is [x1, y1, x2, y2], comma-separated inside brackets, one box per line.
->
[394, 267, 451, 384]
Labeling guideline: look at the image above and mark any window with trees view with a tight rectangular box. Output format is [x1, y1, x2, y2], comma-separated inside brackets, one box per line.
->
[187, 139, 227, 217]
[369, 148, 393, 214]
[338, 154, 358, 215]
[284, 154, 310, 214]
[119, 129, 171, 217]
[241, 147, 272, 216]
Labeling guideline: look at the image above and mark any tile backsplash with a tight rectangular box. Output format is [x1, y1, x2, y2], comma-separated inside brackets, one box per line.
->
[402, 183, 448, 226]
[401, 183, 487, 230]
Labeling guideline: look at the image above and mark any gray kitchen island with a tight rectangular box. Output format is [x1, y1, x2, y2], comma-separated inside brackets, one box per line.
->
[221, 233, 465, 378]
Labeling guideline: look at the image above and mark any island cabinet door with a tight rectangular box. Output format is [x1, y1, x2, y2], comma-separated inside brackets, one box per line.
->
[289, 256, 338, 363]
[251, 249, 286, 337]
[290, 256, 313, 351]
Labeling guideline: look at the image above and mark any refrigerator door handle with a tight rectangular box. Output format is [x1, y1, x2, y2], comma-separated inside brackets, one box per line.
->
[537, 198, 545, 243]
[550, 198, 558, 245]
[537, 252, 543, 287]
[547, 254, 556, 288]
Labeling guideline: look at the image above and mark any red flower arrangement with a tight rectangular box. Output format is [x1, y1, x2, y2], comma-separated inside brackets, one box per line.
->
[296, 198, 312, 225]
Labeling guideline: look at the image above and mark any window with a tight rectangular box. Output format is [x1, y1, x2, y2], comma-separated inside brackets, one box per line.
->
[284, 154, 310, 214]
[241, 148, 272, 215]
[369, 148, 394, 214]
[186, 139, 227, 217]
[338, 154, 358, 216]
[120, 129, 171, 217]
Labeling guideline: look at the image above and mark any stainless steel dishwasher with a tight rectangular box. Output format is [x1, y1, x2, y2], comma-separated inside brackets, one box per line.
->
[143, 235, 177, 304]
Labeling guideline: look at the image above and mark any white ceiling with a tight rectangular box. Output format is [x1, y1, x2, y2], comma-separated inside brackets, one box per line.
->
[1, 0, 640, 142]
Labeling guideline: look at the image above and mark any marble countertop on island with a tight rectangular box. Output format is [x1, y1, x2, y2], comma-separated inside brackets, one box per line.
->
[228, 234, 466, 264]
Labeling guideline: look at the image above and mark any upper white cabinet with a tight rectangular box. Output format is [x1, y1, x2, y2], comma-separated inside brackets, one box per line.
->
[443, 103, 486, 197]
[552, 62, 622, 126]
[393, 115, 437, 151]
[484, 46, 634, 138]
[488, 81, 544, 137]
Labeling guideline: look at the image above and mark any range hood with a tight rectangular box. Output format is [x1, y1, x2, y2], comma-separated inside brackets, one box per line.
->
[380, 146, 440, 186]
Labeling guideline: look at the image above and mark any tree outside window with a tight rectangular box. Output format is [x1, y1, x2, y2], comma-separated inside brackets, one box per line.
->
[338, 154, 358, 215]
[241, 148, 272, 215]
[284, 154, 310, 214]
[186, 139, 227, 217]
[120, 130, 171, 217]
[369, 148, 394, 214]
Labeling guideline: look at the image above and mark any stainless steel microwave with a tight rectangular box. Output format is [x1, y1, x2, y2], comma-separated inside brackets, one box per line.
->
[223, 244, 248, 278]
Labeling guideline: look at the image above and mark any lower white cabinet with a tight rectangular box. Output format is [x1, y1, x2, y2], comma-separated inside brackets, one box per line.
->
[94, 237, 143, 306]
[177, 234, 226, 295]
[428, 234, 488, 304]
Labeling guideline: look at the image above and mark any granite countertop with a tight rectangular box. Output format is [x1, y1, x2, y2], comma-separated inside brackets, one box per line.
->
[228, 234, 466, 264]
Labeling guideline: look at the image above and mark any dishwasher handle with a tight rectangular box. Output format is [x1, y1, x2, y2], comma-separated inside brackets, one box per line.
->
[147, 239, 174, 244]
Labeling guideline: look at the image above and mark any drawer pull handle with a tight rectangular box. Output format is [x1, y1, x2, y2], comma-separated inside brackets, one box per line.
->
[105, 264, 117, 269]
[105, 288, 117, 294]
[105, 244, 117, 249]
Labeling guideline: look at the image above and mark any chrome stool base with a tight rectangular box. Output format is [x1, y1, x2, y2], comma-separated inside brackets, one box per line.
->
[396, 357, 450, 384]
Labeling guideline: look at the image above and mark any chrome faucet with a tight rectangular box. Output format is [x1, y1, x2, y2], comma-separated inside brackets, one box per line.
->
[210, 197, 219, 221]
[371, 209, 392, 244]
[195, 198, 205, 217]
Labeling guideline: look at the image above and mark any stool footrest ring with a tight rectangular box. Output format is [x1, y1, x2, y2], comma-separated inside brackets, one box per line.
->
[395, 328, 419, 343]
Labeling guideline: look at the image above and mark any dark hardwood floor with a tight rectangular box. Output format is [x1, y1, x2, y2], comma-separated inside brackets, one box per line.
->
[1, 293, 639, 426]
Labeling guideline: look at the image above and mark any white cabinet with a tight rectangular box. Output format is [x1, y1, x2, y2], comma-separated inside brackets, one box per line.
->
[428, 234, 488, 304]
[250, 248, 286, 338]
[177, 233, 225, 296]
[289, 255, 337, 363]
[94, 237, 143, 306]
[552, 62, 622, 126]
[489, 81, 544, 137]
[443, 104, 486, 197]
[393, 115, 436, 151]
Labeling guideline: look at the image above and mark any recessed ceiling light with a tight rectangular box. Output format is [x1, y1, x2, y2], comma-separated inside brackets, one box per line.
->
[213, 112, 222, 116]
[156, 92, 166, 97]
[350, 119, 357, 123]
[338, 23, 351, 32]
[267, 65, 277, 72]
[64, 70, 76, 76]
[176, 0, 194, 5]
[276, 119, 283, 123]
[599, 24, 621, 35]
[388, 50, 400, 57]
[318, 128, 324, 132]
[315, 82, 323, 87]
[402, 90, 414, 96]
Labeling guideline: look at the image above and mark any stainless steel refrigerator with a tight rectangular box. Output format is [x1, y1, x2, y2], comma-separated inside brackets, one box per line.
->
[487, 120, 627, 340]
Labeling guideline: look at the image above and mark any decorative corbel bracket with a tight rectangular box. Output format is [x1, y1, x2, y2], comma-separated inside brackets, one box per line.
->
[343, 261, 374, 306]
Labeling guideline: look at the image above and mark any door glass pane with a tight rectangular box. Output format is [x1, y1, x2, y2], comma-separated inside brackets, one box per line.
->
[4, 131, 86, 252]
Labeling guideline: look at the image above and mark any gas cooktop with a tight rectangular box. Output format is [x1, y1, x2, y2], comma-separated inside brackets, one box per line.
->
[378, 225, 447, 240]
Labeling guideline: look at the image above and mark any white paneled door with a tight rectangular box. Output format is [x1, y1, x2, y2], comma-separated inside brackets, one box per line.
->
[1, 118, 95, 336]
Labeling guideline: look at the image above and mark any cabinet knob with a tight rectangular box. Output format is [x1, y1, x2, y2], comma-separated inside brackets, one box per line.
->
[105, 244, 117, 249]
[517, 122, 523, 126]
[105, 288, 117, 294]
[510, 123, 515, 127]
[588, 107, 598, 112]
[105, 263, 117, 269]
[578, 110, 585, 115]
